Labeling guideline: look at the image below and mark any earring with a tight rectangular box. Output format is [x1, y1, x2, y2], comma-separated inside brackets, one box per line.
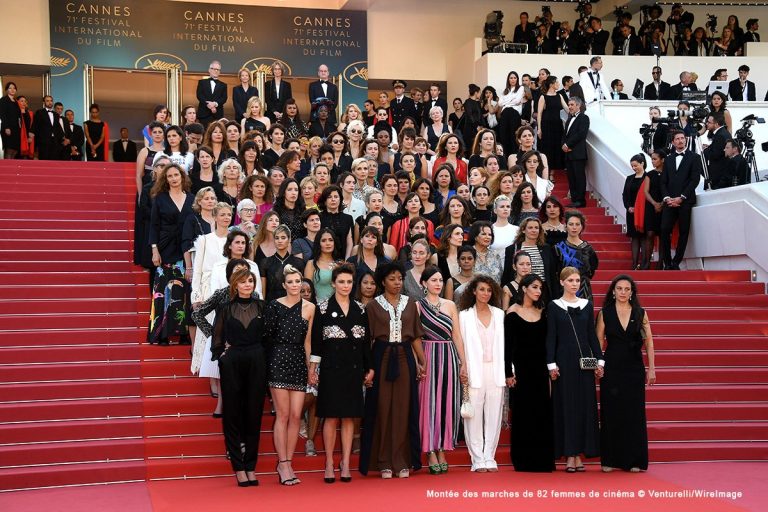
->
[423, 287, 428, 296]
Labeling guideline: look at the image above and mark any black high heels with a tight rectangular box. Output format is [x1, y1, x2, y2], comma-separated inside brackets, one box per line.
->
[339, 462, 352, 483]
[235, 472, 249, 487]
[324, 463, 336, 484]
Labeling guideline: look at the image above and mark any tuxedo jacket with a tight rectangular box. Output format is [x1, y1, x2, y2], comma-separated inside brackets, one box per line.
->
[196, 77, 228, 121]
[726, 154, 749, 187]
[422, 97, 448, 126]
[309, 80, 339, 121]
[112, 139, 138, 162]
[562, 113, 590, 161]
[703, 127, 731, 182]
[614, 35, 643, 55]
[264, 79, 292, 119]
[578, 69, 609, 103]
[743, 32, 760, 43]
[590, 30, 610, 55]
[661, 150, 702, 204]
[668, 82, 698, 101]
[644, 81, 671, 101]
[65, 123, 85, 159]
[728, 79, 756, 101]
[31, 108, 64, 157]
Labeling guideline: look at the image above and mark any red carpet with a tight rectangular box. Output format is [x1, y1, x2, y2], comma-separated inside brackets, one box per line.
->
[0, 161, 767, 491]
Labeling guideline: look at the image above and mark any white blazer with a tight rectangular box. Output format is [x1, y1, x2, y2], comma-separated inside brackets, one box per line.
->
[578, 69, 610, 104]
[459, 306, 506, 389]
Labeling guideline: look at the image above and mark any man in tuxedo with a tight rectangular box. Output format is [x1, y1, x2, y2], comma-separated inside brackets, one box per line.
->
[31, 95, 65, 160]
[308, 64, 339, 123]
[422, 83, 447, 128]
[610, 79, 629, 100]
[389, 80, 416, 132]
[724, 139, 749, 187]
[614, 24, 643, 55]
[667, 72, 697, 101]
[62, 109, 84, 161]
[702, 112, 731, 189]
[587, 17, 610, 55]
[728, 65, 756, 102]
[410, 87, 424, 131]
[644, 66, 671, 100]
[196, 61, 227, 126]
[744, 19, 760, 43]
[112, 127, 138, 162]
[562, 97, 590, 207]
[578, 57, 609, 104]
[611, 11, 636, 50]
[660, 130, 701, 270]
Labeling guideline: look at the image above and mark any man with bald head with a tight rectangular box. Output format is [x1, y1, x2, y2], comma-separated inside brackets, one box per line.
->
[196, 60, 227, 126]
[668, 71, 698, 101]
[309, 64, 339, 123]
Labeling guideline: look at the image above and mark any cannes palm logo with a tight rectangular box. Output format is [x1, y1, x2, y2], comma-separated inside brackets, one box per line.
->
[343, 61, 368, 89]
[241, 58, 292, 77]
[50, 48, 78, 77]
[134, 53, 188, 71]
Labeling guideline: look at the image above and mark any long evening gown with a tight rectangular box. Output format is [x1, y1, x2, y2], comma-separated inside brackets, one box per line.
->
[600, 304, 649, 470]
[539, 94, 565, 170]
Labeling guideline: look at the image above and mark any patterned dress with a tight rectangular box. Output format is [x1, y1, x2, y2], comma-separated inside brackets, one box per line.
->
[417, 299, 461, 452]
[264, 300, 309, 391]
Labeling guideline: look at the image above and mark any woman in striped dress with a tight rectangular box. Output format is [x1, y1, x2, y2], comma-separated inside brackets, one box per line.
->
[416, 266, 468, 474]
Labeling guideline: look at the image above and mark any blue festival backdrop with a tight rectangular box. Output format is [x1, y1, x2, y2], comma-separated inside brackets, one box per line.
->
[49, 0, 368, 120]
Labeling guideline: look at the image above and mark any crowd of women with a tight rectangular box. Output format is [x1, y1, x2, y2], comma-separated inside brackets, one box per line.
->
[124, 68, 662, 484]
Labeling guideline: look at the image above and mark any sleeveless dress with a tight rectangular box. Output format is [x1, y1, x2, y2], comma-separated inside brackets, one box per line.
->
[243, 118, 267, 133]
[313, 267, 334, 302]
[540, 94, 565, 170]
[600, 304, 649, 471]
[264, 300, 309, 391]
[643, 170, 663, 233]
[417, 299, 461, 452]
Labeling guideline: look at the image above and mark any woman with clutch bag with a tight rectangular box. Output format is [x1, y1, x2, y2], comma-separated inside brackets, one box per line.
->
[457, 275, 506, 472]
[546, 266, 604, 472]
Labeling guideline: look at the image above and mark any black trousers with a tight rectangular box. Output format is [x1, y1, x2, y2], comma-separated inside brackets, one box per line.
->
[498, 108, 521, 158]
[659, 203, 693, 267]
[565, 158, 587, 204]
[218, 344, 267, 472]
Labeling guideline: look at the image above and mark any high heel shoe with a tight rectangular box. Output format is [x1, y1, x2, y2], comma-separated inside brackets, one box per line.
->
[324, 463, 336, 484]
[339, 462, 352, 483]
[235, 473, 249, 487]
[439, 462, 449, 473]
[276, 460, 298, 486]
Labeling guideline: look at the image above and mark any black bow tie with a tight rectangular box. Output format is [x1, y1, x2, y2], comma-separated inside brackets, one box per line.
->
[676, 152, 685, 157]
[210, 77, 216, 81]
[47, 109, 52, 113]
[320, 80, 327, 84]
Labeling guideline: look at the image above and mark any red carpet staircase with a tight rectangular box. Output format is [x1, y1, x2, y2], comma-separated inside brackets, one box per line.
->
[0, 161, 766, 491]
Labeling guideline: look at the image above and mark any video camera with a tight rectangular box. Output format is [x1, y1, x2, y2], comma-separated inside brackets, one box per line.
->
[706, 14, 718, 34]
[575, 0, 598, 15]
[736, 114, 766, 151]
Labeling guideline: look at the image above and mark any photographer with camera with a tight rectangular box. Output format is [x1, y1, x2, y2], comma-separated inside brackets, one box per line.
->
[670, 102, 698, 149]
[641, 107, 669, 155]
[639, 5, 667, 39]
[667, 3, 694, 34]
[585, 17, 610, 55]
[702, 112, 731, 190]
[575, 1, 593, 28]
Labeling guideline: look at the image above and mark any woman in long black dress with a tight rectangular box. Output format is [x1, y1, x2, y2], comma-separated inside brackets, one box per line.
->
[148, 164, 194, 345]
[505, 274, 554, 472]
[84, 103, 107, 161]
[642, 149, 665, 269]
[211, 268, 267, 487]
[596, 275, 656, 472]
[310, 263, 373, 483]
[536, 76, 567, 172]
[546, 266, 604, 472]
[623, 154, 647, 270]
[0, 82, 21, 159]
[264, 264, 315, 485]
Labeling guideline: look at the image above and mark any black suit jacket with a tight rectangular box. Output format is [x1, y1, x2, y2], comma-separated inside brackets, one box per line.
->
[668, 83, 698, 101]
[662, 150, 702, 204]
[562, 113, 590, 161]
[112, 139, 138, 162]
[64, 123, 84, 160]
[726, 154, 750, 187]
[309, 80, 339, 122]
[389, 96, 417, 132]
[232, 85, 258, 122]
[196, 78, 227, 122]
[513, 24, 535, 48]
[644, 81, 671, 101]
[590, 30, 610, 54]
[703, 127, 731, 186]
[743, 31, 760, 43]
[728, 79, 756, 101]
[614, 35, 644, 55]
[31, 108, 65, 158]
[422, 97, 448, 127]
[264, 79, 292, 121]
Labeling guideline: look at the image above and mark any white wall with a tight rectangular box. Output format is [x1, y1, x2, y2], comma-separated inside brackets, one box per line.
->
[0, 0, 49, 67]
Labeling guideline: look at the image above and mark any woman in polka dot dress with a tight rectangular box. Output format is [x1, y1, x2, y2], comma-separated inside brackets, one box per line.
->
[264, 264, 315, 485]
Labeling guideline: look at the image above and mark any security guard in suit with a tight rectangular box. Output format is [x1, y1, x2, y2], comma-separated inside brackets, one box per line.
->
[389, 80, 417, 133]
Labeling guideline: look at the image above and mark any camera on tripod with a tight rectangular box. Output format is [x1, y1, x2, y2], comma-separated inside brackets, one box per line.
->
[575, 0, 598, 15]
[613, 5, 627, 21]
[736, 115, 765, 150]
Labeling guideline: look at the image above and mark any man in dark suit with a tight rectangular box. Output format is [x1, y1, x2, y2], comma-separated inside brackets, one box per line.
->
[610, 79, 629, 100]
[513, 12, 536, 50]
[743, 19, 760, 43]
[308, 64, 339, 123]
[614, 25, 643, 55]
[724, 139, 750, 187]
[667, 71, 697, 101]
[389, 80, 417, 132]
[422, 83, 448, 128]
[62, 109, 84, 161]
[562, 97, 590, 207]
[702, 112, 731, 189]
[587, 17, 610, 55]
[264, 61, 292, 123]
[31, 95, 64, 160]
[660, 130, 701, 270]
[196, 60, 227, 126]
[644, 66, 672, 100]
[112, 127, 138, 162]
[728, 65, 756, 102]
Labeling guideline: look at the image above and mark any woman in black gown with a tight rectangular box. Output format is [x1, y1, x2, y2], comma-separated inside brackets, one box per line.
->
[0, 82, 21, 159]
[641, 149, 665, 269]
[623, 154, 647, 270]
[546, 266, 604, 472]
[211, 268, 267, 487]
[596, 275, 656, 472]
[505, 274, 554, 472]
[536, 76, 567, 172]
[310, 263, 373, 483]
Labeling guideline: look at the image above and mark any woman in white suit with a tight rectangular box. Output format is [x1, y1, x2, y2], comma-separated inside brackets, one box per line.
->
[457, 275, 510, 472]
